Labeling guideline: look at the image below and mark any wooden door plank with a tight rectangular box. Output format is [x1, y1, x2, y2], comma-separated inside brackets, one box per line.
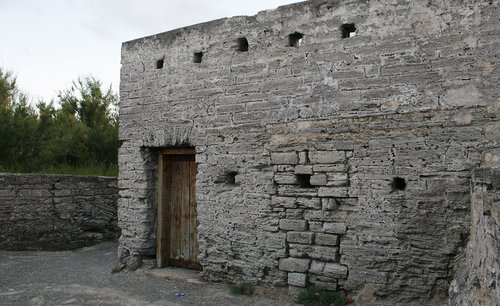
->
[158, 150, 200, 270]
[157, 155, 169, 268]
[189, 160, 198, 263]
[181, 160, 191, 262]
[156, 154, 164, 267]
[171, 161, 182, 260]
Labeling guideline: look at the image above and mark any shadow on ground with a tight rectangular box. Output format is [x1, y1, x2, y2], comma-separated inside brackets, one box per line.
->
[0, 242, 297, 306]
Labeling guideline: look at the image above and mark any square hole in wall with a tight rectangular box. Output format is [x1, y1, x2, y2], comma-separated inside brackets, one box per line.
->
[225, 171, 238, 185]
[296, 174, 312, 188]
[236, 37, 249, 52]
[288, 32, 304, 47]
[193, 52, 203, 63]
[340, 23, 356, 38]
[391, 177, 406, 191]
[156, 58, 164, 69]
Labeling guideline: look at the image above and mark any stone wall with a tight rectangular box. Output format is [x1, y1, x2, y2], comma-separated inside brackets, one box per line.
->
[449, 168, 500, 306]
[0, 173, 119, 250]
[119, 0, 499, 304]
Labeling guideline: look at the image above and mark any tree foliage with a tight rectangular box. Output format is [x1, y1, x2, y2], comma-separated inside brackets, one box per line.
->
[0, 68, 119, 176]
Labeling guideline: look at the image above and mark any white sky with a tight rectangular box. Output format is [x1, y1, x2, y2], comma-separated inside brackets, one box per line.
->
[0, 0, 299, 103]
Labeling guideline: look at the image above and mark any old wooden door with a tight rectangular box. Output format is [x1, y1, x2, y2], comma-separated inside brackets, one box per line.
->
[157, 148, 200, 269]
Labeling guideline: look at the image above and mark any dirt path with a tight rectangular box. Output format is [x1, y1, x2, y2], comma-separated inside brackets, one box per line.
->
[0, 242, 297, 306]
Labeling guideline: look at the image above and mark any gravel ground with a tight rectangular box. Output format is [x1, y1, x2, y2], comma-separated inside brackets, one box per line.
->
[0, 242, 297, 306]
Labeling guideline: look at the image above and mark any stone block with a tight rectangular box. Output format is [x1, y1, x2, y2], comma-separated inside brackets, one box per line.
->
[484, 122, 500, 142]
[274, 173, 298, 185]
[309, 260, 326, 275]
[271, 152, 298, 165]
[289, 243, 314, 258]
[279, 219, 308, 231]
[0, 188, 16, 197]
[17, 189, 31, 197]
[286, 209, 304, 219]
[318, 187, 349, 197]
[288, 272, 308, 287]
[278, 185, 318, 197]
[303, 210, 336, 222]
[55, 189, 72, 197]
[442, 84, 485, 107]
[279, 257, 311, 272]
[271, 196, 297, 208]
[289, 244, 338, 261]
[308, 221, 323, 232]
[313, 164, 348, 172]
[481, 149, 500, 167]
[326, 172, 349, 186]
[298, 151, 309, 164]
[315, 233, 339, 246]
[287, 231, 314, 244]
[309, 151, 346, 164]
[277, 165, 295, 172]
[322, 198, 339, 211]
[309, 245, 339, 261]
[323, 263, 348, 278]
[310, 174, 327, 186]
[295, 165, 313, 174]
[323, 222, 347, 234]
[296, 197, 321, 209]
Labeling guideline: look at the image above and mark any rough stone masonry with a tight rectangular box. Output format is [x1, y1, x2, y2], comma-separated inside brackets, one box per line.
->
[0, 173, 119, 250]
[118, 0, 499, 304]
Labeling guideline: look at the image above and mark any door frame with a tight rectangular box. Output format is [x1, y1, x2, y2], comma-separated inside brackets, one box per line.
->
[156, 147, 197, 268]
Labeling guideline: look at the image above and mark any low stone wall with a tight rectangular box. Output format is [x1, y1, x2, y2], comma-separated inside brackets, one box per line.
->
[0, 173, 119, 250]
[449, 168, 500, 305]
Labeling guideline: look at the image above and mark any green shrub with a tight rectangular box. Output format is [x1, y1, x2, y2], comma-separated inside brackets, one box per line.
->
[229, 283, 254, 296]
[297, 287, 347, 306]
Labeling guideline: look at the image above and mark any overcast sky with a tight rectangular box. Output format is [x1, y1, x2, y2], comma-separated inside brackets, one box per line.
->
[0, 0, 299, 103]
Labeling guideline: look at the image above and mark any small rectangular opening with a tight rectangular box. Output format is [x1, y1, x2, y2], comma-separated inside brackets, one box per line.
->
[236, 37, 249, 52]
[296, 174, 312, 188]
[156, 58, 164, 69]
[391, 177, 406, 191]
[288, 32, 304, 47]
[193, 52, 203, 63]
[340, 23, 356, 38]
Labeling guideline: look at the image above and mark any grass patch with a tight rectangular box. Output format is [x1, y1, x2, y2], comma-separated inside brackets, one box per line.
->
[229, 283, 254, 296]
[297, 287, 348, 306]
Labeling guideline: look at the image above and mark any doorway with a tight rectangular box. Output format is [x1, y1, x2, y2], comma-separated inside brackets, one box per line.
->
[157, 148, 200, 270]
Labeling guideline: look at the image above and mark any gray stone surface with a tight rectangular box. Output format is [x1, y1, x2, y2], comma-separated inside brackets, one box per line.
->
[324, 263, 348, 278]
[279, 219, 308, 231]
[449, 168, 500, 306]
[287, 231, 314, 244]
[288, 273, 307, 287]
[322, 223, 347, 235]
[309, 151, 346, 164]
[271, 153, 298, 165]
[315, 233, 339, 246]
[0, 173, 119, 250]
[279, 258, 311, 273]
[0, 242, 296, 306]
[118, 0, 499, 304]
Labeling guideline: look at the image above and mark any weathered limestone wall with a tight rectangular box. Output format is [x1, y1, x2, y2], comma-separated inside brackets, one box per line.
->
[0, 173, 119, 250]
[119, 0, 499, 303]
[449, 168, 500, 306]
